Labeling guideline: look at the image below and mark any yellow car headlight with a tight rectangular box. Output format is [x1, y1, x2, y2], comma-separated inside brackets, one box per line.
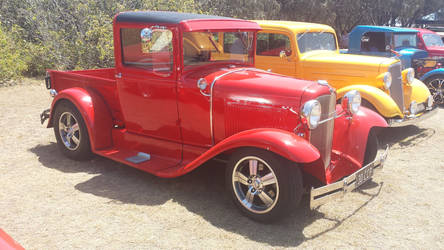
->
[402, 68, 415, 84]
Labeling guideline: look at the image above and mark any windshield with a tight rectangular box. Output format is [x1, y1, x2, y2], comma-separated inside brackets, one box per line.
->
[393, 33, 417, 48]
[422, 33, 444, 47]
[297, 32, 337, 53]
[183, 31, 254, 69]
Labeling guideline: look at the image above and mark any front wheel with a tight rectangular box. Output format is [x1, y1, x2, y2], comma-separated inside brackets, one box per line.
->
[225, 148, 302, 222]
[424, 75, 444, 105]
[53, 101, 92, 160]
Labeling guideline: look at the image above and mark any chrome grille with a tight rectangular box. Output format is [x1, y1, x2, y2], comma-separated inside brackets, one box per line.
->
[388, 62, 404, 112]
[309, 93, 336, 169]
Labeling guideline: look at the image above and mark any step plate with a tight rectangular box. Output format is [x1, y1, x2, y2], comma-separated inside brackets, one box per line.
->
[126, 152, 151, 164]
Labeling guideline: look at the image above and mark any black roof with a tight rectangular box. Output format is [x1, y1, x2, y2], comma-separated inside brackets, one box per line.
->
[115, 11, 236, 24]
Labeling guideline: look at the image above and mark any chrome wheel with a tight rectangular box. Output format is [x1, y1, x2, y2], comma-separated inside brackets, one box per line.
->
[58, 112, 81, 151]
[427, 78, 444, 105]
[232, 156, 279, 214]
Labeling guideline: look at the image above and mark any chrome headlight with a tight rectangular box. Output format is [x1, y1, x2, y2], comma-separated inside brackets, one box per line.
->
[409, 101, 418, 115]
[383, 72, 392, 90]
[301, 100, 322, 129]
[406, 68, 415, 84]
[342, 90, 361, 115]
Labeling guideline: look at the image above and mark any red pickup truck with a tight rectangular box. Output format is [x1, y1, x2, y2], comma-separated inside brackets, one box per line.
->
[41, 11, 388, 222]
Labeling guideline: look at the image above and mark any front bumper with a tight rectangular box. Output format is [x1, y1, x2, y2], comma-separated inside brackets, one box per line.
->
[388, 106, 438, 127]
[310, 146, 389, 209]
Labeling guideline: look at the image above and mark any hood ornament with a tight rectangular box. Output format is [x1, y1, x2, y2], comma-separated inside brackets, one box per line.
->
[317, 80, 335, 93]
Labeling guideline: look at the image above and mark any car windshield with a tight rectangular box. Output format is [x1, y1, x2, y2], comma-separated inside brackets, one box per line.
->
[296, 32, 336, 53]
[393, 33, 417, 48]
[422, 33, 444, 47]
[183, 31, 254, 69]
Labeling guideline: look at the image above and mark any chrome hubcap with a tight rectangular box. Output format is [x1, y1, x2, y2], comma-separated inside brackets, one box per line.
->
[428, 78, 444, 105]
[58, 112, 80, 151]
[232, 156, 279, 214]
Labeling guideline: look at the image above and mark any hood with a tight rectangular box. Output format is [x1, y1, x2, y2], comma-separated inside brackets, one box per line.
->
[183, 65, 332, 111]
[425, 46, 444, 58]
[300, 51, 397, 88]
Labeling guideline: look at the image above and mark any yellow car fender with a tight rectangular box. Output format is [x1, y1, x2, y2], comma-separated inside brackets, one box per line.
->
[336, 85, 403, 118]
[405, 78, 431, 105]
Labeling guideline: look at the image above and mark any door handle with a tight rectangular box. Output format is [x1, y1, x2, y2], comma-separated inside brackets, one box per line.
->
[115, 73, 122, 79]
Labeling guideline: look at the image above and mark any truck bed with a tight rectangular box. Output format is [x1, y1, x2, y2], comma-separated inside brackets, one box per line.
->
[49, 68, 123, 122]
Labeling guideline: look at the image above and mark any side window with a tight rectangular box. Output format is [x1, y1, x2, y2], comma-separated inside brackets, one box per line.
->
[121, 27, 173, 74]
[256, 33, 291, 56]
[223, 32, 253, 55]
[361, 32, 386, 52]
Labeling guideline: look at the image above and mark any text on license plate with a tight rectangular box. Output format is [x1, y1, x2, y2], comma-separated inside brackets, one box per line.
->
[355, 166, 374, 188]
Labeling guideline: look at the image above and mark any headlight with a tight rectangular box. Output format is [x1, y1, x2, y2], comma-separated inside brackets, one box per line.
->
[383, 72, 392, 90]
[409, 101, 418, 115]
[402, 68, 415, 84]
[342, 90, 361, 115]
[301, 100, 322, 129]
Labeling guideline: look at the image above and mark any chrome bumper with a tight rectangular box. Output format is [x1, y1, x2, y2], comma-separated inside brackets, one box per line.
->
[388, 106, 438, 127]
[310, 146, 389, 209]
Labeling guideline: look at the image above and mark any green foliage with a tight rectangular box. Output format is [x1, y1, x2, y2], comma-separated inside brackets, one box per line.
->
[0, 23, 28, 83]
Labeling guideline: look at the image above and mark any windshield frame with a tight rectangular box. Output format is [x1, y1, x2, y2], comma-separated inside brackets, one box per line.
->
[296, 31, 338, 54]
[181, 30, 256, 71]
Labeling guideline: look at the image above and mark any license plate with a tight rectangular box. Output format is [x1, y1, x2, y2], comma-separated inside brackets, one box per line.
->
[355, 166, 374, 188]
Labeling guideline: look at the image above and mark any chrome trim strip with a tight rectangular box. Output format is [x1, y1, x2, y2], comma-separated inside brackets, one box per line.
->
[388, 106, 438, 127]
[209, 68, 268, 145]
[310, 146, 389, 209]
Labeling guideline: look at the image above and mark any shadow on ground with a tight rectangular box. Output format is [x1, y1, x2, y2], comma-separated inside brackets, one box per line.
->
[378, 125, 435, 149]
[30, 143, 383, 247]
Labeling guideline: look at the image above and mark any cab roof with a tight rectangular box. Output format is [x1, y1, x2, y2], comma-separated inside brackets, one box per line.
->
[351, 25, 419, 34]
[254, 20, 335, 34]
[114, 11, 261, 31]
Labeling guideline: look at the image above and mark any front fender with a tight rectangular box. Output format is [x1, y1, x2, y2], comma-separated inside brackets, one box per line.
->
[420, 68, 444, 82]
[182, 128, 321, 173]
[328, 105, 388, 183]
[48, 87, 113, 151]
[337, 85, 402, 118]
[405, 78, 431, 104]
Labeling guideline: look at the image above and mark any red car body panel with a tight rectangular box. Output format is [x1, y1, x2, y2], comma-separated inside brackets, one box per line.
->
[0, 229, 24, 250]
[44, 12, 388, 185]
[415, 28, 444, 58]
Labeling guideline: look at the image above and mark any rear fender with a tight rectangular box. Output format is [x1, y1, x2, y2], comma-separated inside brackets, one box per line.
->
[182, 128, 320, 173]
[328, 105, 388, 183]
[48, 87, 113, 151]
[337, 85, 402, 118]
[420, 68, 444, 82]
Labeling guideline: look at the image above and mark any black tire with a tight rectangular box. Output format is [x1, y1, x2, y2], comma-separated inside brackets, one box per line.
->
[361, 98, 378, 113]
[53, 101, 92, 160]
[424, 75, 444, 105]
[225, 148, 302, 223]
[364, 129, 379, 165]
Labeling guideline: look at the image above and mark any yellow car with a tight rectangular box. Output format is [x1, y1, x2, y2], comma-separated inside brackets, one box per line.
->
[254, 20, 437, 126]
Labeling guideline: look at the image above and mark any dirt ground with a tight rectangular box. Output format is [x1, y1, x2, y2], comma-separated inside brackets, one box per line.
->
[0, 81, 443, 249]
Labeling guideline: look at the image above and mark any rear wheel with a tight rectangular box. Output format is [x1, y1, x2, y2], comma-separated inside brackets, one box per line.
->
[226, 148, 302, 222]
[424, 75, 444, 105]
[53, 101, 92, 160]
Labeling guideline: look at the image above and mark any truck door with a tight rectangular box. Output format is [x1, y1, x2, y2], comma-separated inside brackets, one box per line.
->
[116, 26, 182, 154]
[255, 32, 297, 77]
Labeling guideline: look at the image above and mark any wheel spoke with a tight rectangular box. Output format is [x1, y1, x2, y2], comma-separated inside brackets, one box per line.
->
[66, 114, 72, 126]
[234, 171, 249, 186]
[258, 191, 274, 207]
[243, 187, 255, 207]
[59, 123, 67, 132]
[71, 123, 79, 132]
[71, 134, 80, 145]
[260, 172, 277, 186]
[249, 159, 258, 176]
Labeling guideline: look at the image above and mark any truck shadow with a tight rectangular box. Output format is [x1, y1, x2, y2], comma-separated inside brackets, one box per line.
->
[377, 125, 435, 148]
[30, 143, 383, 247]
